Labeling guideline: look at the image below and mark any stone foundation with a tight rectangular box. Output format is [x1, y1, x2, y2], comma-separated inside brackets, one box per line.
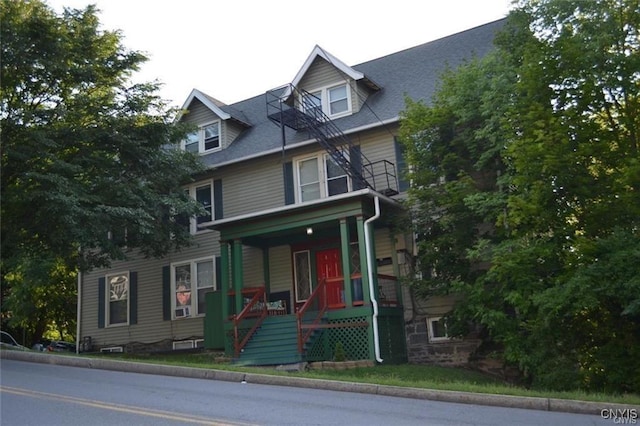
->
[405, 317, 480, 365]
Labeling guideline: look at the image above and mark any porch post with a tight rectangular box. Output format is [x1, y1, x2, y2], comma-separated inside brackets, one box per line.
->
[220, 241, 230, 320]
[355, 215, 371, 305]
[339, 218, 352, 306]
[232, 239, 244, 315]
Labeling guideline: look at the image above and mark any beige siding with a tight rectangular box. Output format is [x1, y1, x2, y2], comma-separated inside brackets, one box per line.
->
[81, 231, 221, 348]
[269, 245, 292, 293]
[299, 58, 342, 91]
[225, 121, 244, 148]
[183, 99, 218, 125]
[242, 245, 264, 287]
[222, 154, 286, 218]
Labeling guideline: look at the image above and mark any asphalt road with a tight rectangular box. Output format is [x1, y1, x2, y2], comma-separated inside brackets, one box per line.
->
[0, 359, 613, 426]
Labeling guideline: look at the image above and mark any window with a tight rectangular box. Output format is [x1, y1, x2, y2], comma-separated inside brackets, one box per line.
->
[106, 272, 129, 326]
[183, 181, 216, 233]
[171, 258, 215, 319]
[182, 121, 221, 154]
[328, 85, 348, 115]
[195, 184, 212, 226]
[300, 83, 351, 118]
[294, 251, 312, 302]
[427, 317, 451, 342]
[295, 153, 350, 203]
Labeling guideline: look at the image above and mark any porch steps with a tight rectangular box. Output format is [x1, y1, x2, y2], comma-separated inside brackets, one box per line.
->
[233, 315, 302, 366]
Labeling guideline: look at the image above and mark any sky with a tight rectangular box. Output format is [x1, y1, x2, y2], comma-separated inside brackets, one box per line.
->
[46, 0, 514, 108]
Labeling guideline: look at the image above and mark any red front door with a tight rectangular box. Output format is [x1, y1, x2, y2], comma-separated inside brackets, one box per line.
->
[316, 248, 344, 308]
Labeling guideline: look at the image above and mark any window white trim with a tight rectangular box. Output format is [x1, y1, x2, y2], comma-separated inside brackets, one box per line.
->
[170, 257, 216, 320]
[427, 317, 451, 342]
[293, 151, 351, 203]
[302, 82, 352, 118]
[105, 271, 130, 327]
[182, 120, 221, 154]
[186, 180, 214, 234]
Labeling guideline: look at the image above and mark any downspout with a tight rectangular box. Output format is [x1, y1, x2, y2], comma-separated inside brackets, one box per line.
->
[76, 266, 81, 355]
[364, 196, 383, 363]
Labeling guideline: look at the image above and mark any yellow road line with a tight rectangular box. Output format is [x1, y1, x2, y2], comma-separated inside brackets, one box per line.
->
[0, 386, 254, 426]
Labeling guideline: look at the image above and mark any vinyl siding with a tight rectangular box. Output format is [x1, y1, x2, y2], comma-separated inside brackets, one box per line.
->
[81, 125, 402, 349]
[183, 99, 234, 149]
[81, 232, 221, 348]
[298, 57, 361, 114]
[221, 153, 285, 218]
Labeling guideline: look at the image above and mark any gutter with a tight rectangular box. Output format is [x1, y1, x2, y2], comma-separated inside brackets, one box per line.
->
[364, 196, 383, 363]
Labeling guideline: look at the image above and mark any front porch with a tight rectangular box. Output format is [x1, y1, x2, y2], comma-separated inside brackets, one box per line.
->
[201, 190, 408, 365]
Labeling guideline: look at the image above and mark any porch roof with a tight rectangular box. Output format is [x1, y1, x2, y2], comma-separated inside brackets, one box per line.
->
[200, 189, 404, 247]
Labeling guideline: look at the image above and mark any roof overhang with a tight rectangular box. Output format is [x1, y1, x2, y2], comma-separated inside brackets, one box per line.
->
[200, 189, 405, 247]
[176, 89, 232, 122]
[281, 45, 379, 99]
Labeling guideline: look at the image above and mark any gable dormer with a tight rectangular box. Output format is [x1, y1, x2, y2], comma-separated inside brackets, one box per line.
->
[288, 46, 380, 118]
[177, 89, 251, 154]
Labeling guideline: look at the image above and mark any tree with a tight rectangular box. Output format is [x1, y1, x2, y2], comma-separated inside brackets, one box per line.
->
[400, 0, 640, 392]
[1, 0, 204, 345]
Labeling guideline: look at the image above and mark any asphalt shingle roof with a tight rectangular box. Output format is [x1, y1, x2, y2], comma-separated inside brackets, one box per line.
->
[198, 19, 505, 169]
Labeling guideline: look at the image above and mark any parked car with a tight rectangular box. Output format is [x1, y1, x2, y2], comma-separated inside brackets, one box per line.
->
[32, 339, 52, 352]
[47, 340, 75, 352]
[0, 331, 29, 351]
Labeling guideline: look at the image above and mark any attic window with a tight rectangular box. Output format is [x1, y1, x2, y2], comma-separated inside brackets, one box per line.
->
[183, 121, 221, 154]
[301, 83, 352, 118]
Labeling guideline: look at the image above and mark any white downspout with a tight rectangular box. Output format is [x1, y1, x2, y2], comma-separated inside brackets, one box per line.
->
[76, 265, 81, 355]
[364, 196, 383, 363]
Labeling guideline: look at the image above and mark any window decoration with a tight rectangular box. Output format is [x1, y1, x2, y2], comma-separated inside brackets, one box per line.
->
[171, 258, 215, 319]
[107, 272, 129, 326]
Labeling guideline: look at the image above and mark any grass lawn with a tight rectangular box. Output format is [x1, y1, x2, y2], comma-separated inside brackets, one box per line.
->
[92, 351, 640, 406]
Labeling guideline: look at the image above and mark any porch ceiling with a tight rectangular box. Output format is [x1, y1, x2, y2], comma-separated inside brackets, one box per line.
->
[202, 189, 404, 248]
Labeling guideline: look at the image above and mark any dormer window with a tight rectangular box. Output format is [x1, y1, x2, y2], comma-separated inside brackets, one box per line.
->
[301, 83, 352, 118]
[183, 121, 221, 154]
[328, 84, 348, 115]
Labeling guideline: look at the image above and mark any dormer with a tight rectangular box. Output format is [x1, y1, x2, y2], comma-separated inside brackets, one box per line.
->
[177, 89, 251, 154]
[287, 46, 380, 119]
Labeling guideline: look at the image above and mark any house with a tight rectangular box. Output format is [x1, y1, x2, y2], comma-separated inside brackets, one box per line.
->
[78, 19, 505, 365]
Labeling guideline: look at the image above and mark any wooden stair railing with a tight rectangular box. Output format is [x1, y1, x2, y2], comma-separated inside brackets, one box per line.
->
[233, 286, 267, 358]
[296, 278, 328, 353]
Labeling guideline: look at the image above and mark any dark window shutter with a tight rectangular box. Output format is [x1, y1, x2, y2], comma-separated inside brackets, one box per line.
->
[129, 272, 138, 325]
[162, 265, 171, 321]
[98, 277, 105, 329]
[350, 145, 365, 190]
[394, 137, 409, 192]
[283, 162, 295, 205]
[213, 179, 223, 220]
[215, 256, 222, 291]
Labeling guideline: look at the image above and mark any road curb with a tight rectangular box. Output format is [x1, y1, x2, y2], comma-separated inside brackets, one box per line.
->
[2, 350, 637, 416]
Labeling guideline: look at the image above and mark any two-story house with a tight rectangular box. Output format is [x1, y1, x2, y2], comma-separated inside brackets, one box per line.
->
[78, 19, 504, 366]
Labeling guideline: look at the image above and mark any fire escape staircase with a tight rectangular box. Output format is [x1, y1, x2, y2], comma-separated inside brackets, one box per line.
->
[266, 84, 398, 196]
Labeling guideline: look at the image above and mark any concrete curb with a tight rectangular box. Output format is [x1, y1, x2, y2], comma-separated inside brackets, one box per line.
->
[2, 350, 637, 416]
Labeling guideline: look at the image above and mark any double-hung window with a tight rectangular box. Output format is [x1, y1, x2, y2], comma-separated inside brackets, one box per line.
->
[183, 121, 221, 154]
[300, 83, 351, 118]
[106, 272, 129, 326]
[328, 85, 349, 115]
[171, 258, 215, 319]
[295, 153, 350, 202]
[183, 181, 215, 233]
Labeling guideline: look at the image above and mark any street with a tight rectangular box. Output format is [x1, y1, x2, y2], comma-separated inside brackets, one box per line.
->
[0, 359, 611, 425]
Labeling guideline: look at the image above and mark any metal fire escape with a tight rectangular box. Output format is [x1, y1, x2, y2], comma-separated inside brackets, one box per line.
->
[266, 84, 398, 196]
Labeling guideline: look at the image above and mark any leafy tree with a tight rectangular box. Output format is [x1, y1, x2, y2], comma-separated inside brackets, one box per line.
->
[400, 0, 640, 392]
[1, 0, 204, 345]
